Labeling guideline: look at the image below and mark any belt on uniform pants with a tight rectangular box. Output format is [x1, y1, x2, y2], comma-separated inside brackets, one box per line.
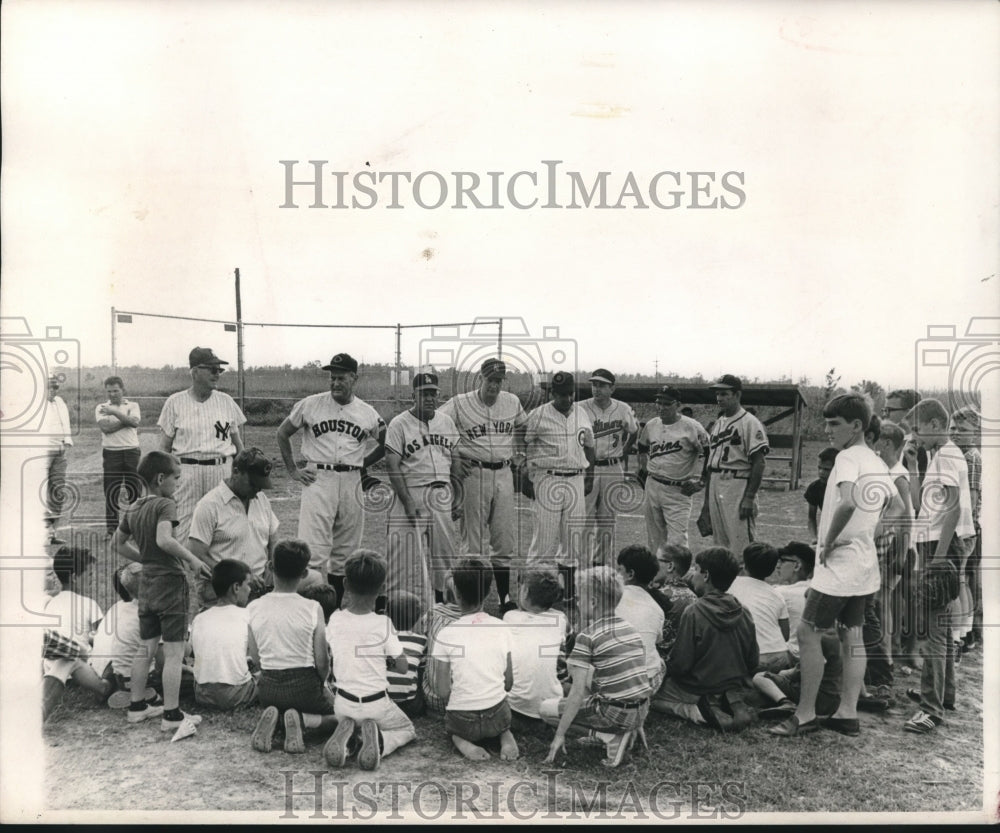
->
[649, 473, 686, 487]
[709, 468, 749, 480]
[545, 470, 583, 477]
[314, 463, 361, 472]
[594, 457, 622, 467]
[336, 688, 387, 703]
[467, 459, 509, 470]
[179, 457, 228, 466]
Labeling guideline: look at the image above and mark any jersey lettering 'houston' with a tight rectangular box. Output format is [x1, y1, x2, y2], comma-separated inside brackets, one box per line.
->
[158, 390, 246, 456]
[578, 398, 639, 461]
[385, 410, 459, 486]
[638, 415, 709, 481]
[524, 402, 595, 473]
[706, 409, 769, 472]
[438, 390, 528, 463]
[287, 393, 385, 467]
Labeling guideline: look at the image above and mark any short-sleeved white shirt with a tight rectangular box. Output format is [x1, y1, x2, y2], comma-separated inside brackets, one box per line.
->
[577, 398, 638, 462]
[189, 481, 279, 577]
[503, 608, 566, 718]
[326, 609, 403, 697]
[96, 399, 141, 449]
[615, 585, 666, 676]
[91, 599, 141, 675]
[776, 581, 809, 658]
[286, 393, 385, 467]
[385, 410, 459, 486]
[247, 592, 323, 670]
[524, 402, 595, 473]
[438, 390, 527, 463]
[919, 440, 975, 543]
[191, 604, 253, 686]
[729, 576, 790, 655]
[158, 390, 246, 457]
[431, 611, 512, 711]
[45, 590, 102, 643]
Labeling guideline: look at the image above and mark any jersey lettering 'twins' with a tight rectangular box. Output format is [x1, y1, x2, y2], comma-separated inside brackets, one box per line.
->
[311, 418, 368, 440]
[401, 433, 455, 460]
[648, 439, 685, 459]
[464, 420, 515, 440]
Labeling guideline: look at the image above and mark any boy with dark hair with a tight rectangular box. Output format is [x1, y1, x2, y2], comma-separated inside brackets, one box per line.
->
[190, 559, 257, 710]
[615, 546, 666, 690]
[414, 577, 463, 713]
[805, 447, 839, 542]
[322, 550, 416, 770]
[729, 543, 790, 672]
[771, 542, 815, 660]
[652, 544, 696, 655]
[248, 540, 338, 753]
[299, 583, 340, 624]
[385, 590, 428, 717]
[430, 557, 517, 761]
[651, 548, 758, 728]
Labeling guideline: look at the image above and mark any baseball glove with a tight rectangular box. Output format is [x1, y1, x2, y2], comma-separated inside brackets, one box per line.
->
[360, 468, 383, 492]
[512, 462, 535, 500]
[917, 559, 960, 612]
[696, 511, 713, 538]
[635, 467, 649, 489]
[680, 478, 704, 497]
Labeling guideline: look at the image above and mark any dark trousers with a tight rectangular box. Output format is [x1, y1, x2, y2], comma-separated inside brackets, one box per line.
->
[863, 593, 893, 688]
[102, 447, 141, 532]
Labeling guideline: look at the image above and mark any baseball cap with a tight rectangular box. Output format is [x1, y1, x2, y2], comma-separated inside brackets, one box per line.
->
[550, 371, 576, 394]
[709, 374, 743, 392]
[655, 385, 683, 403]
[413, 372, 440, 391]
[233, 447, 273, 488]
[189, 347, 229, 368]
[481, 358, 507, 379]
[588, 368, 616, 385]
[322, 353, 359, 373]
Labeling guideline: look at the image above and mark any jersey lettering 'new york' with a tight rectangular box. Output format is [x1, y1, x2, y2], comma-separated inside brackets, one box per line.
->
[524, 402, 594, 473]
[158, 391, 246, 456]
[385, 410, 459, 485]
[639, 416, 709, 480]
[578, 399, 639, 461]
[438, 390, 527, 463]
[287, 393, 385, 467]
[706, 409, 769, 472]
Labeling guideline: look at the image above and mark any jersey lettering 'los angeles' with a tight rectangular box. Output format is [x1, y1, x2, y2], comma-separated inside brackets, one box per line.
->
[578, 399, 639, 461]
[385, 410, 459, 486]
[438, 390, 528, 463]
[158, 390, 246, 456]
[706, 409, 769, 472]
[287, 392, 385, 467]
[638, 416, 709, 480]
[524, 402, 595, 473]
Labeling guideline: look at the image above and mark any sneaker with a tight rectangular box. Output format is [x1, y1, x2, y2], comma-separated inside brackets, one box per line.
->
[251, 706, 280, 753]
[600, 730, 635, 769]
[903, 711, 941, 734]
[284, 709, 305, 754]
[161, 711, 202, 732]
[126, 703, 164, 724]
[357, 719, 382, 771]
[108, 687, 157, 710]
[323, 718, 357, 768]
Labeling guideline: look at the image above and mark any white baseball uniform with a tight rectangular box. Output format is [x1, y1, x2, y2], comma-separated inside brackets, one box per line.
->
[639, 415, 709, 552]
[285, 392, 385, 574]
[578, 397, 639, 566]
[384, 410, 460, 605]
[524, 402, 595, 568]
[157, 390, 246, 544]
[439, 390, 528, 568]
[705, 408, 769, 557]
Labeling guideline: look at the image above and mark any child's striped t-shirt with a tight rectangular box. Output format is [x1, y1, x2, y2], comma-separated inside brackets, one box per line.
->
[387, 630, 426, 702]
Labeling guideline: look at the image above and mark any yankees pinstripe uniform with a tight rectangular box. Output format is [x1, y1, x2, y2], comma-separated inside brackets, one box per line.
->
[285, 392, 385, 574]
[158, 389, 245, 545]
[385, 407, 460, 604]
[578, 395, 639, 566]
[639, 413, 709, 551]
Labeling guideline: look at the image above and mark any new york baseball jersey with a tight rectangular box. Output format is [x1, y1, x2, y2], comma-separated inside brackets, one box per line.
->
[578, 398, 638, 461]
[286, 393, 385, 467]
[706, 409, 769, 473]
[385, 410, 460, 486]
[158, 390, 246, 456]
[639, 416, 709, 480]
[524, 402, 594, 473]
[438, 390, 527, 463]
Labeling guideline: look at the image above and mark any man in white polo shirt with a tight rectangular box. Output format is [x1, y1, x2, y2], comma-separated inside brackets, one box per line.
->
[95, 375, 141, 535]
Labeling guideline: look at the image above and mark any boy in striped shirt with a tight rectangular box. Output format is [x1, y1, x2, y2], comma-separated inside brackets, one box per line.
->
[385, 590, 427, 717]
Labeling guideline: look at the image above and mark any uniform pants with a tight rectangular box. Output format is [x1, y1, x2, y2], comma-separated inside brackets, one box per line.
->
[527, 473, 587, 569]
[584, 461, 630, 566]
[707, 473, 755, 559]
[386, 483, 458, 608]
[458, 465, 516, 568]
[102, 447, 141, 533]
[644, 478, 694, 553]
[45, 447, 69, 527]
[174, 460, 231, 546]
[297, 469, 364, 575]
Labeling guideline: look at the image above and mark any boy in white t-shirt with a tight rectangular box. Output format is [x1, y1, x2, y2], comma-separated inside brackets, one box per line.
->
[322, 550, 416, 770]
[614, 546, 666, 690]
[191, 560, 257, 710]
[729, 543, 791, 672]
[503, 568, 567, 722]
[429, 557, 517, 761]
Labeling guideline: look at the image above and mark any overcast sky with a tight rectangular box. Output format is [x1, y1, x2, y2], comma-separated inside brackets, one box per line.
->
[2, 1, 998, 393]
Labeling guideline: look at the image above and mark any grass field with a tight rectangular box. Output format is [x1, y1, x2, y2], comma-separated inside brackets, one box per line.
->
[40, 426, 986, 818]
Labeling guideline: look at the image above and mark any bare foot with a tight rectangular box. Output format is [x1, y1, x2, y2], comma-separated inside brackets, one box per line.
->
[451, 735, 490, 761]
[499, 730, 520, 761]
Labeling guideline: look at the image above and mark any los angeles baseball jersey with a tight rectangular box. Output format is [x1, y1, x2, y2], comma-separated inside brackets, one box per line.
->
[286, 393, 385, 467]
[706, 408, 769, 473]
[438, 390, 527, 463]
[639, 415, 709, 480]
[385, 410, 459, 486]
[158, 390, 246, 456]
[524, 402, 595, 473]
[578, 398, 638, 462]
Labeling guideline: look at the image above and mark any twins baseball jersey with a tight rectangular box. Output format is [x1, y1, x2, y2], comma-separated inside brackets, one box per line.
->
[286, 393, 385, 466]
[385, 410, 460, 486]
[706, 409, 769, 473]
[158, 390, 246, 456]
[578, 398, 638, 461]
[639, 416, 709, 480]
[524, 402, 595, 472]
[438, 390, 527, 463]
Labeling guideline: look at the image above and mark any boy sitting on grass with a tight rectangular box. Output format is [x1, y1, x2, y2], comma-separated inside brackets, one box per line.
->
[415, 577, 463, 714]
[248, 540, 338, 753]
[542, 566, 652, 768]
[385, 590, 428, 718]
[754, 629, 843, 719]
[652, 544, 697, 656]
[97, 563, 159, 709]
[729, 543, 790, 672]
[429, 557, 517, 761]
[322, 551, 417, 770]
[615, 546, 667, 691]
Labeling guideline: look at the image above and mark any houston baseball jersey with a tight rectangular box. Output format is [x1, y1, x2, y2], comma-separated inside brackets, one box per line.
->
[286, 392, 385, 466]
[706, 409, 769, 473]
[438, 390, 527, 463]
[158, 390, 246, 456]
[577, 398, 638, 461]
[639, 416, 710, 480]
[385, 410, 460, 485]
[524, 402, 594, 472]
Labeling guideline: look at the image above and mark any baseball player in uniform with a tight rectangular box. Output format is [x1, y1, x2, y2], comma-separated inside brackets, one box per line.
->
[158, 347, 246, 545]
[524, 371, 596, 600]
[698, 374, 769, 559]
[276, 353, 386, 598]
[438, 358, 527, 606]
[384, 372, 463, 608]
[578, 368, 639, 566]
[637, 385, 709, 552]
